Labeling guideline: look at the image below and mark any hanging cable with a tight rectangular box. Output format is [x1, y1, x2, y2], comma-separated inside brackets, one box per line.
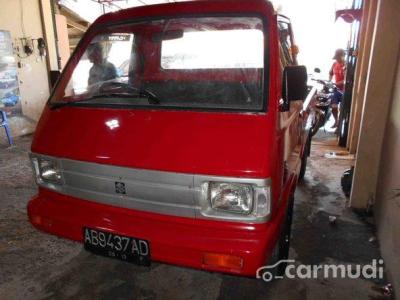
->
[19, 0, 26, 37]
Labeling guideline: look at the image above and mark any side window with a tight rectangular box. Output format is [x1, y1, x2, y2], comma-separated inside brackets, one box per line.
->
[278, 21, 294, 67]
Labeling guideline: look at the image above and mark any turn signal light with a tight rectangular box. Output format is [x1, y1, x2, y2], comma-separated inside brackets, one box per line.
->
[203, 253, 243, 270]
[30, 214, 52, 227]
[30, 214, 42, 225]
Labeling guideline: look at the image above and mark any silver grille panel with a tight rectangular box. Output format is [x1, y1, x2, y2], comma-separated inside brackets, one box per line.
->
[32, 154, 270, 223]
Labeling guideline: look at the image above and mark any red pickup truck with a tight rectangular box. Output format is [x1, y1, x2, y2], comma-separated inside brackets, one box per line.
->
[28, 0, 310, 276]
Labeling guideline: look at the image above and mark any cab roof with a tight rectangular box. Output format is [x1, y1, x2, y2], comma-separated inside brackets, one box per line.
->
[92, 0, 275, 27]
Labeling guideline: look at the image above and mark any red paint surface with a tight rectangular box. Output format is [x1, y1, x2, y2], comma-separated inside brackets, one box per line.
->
[28, 187, 289, 276]
[32, 107, 274, 178]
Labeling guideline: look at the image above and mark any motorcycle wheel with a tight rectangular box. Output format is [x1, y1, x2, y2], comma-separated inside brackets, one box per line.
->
[310, 111, 324, 137]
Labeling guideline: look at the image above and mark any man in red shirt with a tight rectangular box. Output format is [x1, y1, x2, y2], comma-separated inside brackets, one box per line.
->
[329, 49, 346, 128]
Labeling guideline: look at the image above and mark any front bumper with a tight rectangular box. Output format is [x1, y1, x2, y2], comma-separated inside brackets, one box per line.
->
[27, 188, 283, 276]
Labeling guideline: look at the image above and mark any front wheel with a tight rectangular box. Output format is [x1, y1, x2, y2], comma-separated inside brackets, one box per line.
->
[309, 110, 325, 137]
[267, 195, 295, 277]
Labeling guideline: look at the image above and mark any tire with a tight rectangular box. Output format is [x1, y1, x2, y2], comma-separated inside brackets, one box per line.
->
[299, 132, 311, 181]
[310, 121, 320, 137]
[341, 166, 354, 197]
[310, 110, 324, 137]
[267, 196, 295, 277]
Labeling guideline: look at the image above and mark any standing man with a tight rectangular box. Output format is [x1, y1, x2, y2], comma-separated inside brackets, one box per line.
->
[329, 48, 346, 129]
[87, 43, 117, 87]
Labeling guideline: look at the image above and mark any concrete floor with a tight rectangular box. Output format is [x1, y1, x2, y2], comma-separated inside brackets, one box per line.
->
[0, 133, 392, 300]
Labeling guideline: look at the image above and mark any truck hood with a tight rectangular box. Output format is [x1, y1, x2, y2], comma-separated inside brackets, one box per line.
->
[32, 106, 274, 178]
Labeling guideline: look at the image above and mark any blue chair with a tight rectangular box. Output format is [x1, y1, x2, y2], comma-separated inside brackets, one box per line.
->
[0, 110, 13, 146]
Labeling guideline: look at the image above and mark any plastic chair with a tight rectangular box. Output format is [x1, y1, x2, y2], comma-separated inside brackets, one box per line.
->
[0, 110, 13, 146]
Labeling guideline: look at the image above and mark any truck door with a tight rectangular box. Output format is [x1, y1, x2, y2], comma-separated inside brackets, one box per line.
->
[278, 17, 304, 183]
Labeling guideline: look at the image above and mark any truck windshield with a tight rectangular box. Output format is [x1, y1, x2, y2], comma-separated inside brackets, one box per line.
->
[51, 17, 266, 111]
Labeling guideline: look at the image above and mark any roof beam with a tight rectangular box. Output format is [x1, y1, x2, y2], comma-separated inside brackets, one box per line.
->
[66, 19, 88, 32]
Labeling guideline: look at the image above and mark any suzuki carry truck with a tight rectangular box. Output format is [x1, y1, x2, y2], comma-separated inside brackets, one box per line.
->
[28, 0, 310, 276]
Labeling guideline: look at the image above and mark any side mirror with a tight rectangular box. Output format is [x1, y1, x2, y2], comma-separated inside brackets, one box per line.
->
[281, 65, 308, 111]
[314, 67, 321, 73]
[49, 70, 61, 88]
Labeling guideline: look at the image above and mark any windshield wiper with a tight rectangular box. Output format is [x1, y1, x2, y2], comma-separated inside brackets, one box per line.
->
[50, 88, 160, 110]
[135, 88, 160, 105]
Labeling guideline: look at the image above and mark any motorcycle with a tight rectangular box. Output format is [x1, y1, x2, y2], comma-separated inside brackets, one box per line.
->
[309, 70, 339, 137]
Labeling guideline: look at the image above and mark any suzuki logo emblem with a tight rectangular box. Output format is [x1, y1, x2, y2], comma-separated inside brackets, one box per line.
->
[115, 182, 126, 194]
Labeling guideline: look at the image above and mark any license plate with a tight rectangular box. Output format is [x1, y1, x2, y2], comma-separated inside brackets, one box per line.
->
[83, 227, 150, 266]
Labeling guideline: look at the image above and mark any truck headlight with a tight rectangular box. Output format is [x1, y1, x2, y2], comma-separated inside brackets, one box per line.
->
[31, 155, 63, 184]
[204, 181, 271, 220]
[209, 182, 253, 214]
